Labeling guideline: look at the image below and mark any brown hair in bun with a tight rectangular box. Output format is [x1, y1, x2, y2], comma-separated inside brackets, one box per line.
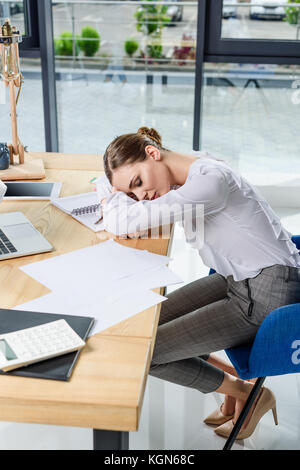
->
[137, 127, 162, 147]
[103, 127, 168, 184]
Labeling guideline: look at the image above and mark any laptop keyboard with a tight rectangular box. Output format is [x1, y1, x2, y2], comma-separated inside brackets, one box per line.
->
[0, 229, 17, 255]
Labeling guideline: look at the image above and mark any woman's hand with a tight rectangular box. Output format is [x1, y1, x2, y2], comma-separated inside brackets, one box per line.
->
[127, 229, 148, 239]
[102, 186, 146, 237]
[119, 229, 148, 239]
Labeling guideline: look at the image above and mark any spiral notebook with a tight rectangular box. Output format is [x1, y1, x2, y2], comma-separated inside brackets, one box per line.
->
[51, 192, 104, 232]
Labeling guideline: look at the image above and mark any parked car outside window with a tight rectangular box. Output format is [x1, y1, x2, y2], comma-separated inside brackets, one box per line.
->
[222, 0, 238, 19]
[250, 0, 288, 20]
[165, 0, 183, 26]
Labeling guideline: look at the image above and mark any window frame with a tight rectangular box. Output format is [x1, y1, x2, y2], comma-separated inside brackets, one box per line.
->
[19, 0, 40, 56]
[205, 0, 300, 64]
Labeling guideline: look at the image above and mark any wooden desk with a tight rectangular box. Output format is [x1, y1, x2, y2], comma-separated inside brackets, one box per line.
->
[0, 152, 173, 450]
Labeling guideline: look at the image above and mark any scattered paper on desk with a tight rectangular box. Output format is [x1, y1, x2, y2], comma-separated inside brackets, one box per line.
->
[15, 289, 167, 335]
[18, 239, 182, 334]
[21, 239, 172, 291]
[105, 265, 183, 302]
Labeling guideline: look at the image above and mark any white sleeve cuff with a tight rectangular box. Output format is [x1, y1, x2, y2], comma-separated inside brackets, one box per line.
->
[95, 175, 113, 201]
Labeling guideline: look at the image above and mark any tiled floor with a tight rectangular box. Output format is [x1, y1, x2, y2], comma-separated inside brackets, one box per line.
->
[0, 207, 299, 450]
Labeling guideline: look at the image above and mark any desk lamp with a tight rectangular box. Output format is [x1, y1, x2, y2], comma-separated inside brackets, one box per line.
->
[0, 18, 25, 165]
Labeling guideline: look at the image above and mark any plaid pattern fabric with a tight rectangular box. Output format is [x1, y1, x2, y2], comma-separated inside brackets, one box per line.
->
[149, 264, 300, 393]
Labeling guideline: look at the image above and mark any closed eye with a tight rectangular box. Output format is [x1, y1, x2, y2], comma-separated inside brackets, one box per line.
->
[128, 192, 139, 201]
[127, 177, 142, 200]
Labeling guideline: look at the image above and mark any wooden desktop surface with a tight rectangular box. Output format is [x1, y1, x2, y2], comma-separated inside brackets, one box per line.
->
[0, 152, 172, 431]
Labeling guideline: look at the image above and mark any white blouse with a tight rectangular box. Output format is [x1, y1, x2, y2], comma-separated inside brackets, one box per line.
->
[95, 151, 300, 281]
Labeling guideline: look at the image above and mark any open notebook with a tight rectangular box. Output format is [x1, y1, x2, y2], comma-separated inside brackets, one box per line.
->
[51, 192, 104, 232]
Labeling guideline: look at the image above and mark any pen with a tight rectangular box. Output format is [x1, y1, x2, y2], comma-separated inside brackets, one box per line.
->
[94, 204, 103, 225]
[94, 216, 103, 225]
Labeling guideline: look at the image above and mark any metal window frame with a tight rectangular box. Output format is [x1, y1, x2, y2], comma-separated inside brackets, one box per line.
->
[19, 0, 40, 55]
[193, 0, 207, 151]
[19, 0, 59, 152]
[205, 0, 300, 64]
[37, 0, 59, 152]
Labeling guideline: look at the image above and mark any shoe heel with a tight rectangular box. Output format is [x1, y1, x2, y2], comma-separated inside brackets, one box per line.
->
[272, 406, 278, 426]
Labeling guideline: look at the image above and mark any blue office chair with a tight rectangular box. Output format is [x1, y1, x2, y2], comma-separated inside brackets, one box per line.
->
[208, 235, 300, 450]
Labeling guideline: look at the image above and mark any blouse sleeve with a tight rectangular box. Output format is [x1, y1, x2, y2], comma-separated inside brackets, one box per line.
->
[95, 175, 113, 202]
[102, 167, 229, 236]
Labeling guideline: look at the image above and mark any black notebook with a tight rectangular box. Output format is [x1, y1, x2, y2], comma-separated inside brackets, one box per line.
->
[0, 308, 94, 381]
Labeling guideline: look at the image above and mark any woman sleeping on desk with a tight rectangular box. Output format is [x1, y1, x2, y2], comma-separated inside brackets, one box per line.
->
[96, 126, 300, 441]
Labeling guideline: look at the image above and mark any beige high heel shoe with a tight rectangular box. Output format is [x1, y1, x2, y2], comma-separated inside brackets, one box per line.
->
[214, 387, 278, 440]
[204, 403, 234, 426]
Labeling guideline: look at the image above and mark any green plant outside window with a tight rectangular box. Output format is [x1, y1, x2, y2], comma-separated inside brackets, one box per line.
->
[134, 0, 170, 59]
[284, 0, 300, 24]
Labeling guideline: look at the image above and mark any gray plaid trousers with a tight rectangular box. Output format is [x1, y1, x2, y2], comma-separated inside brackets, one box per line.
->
[149, 264, 300, 393]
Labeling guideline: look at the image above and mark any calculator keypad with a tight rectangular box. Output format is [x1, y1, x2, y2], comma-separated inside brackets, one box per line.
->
[0, 320, 85, 372]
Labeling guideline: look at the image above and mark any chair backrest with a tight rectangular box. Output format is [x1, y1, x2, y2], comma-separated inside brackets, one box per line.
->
[248, 303, 300, 378]
[292, 235, 300, 251]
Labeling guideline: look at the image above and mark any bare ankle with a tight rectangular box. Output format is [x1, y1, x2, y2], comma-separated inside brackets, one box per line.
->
[215, 372, 254, 402]
[223, 395, 236, 415]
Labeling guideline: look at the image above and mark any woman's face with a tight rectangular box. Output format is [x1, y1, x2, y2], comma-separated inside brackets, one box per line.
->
[111, 146, 172, 201]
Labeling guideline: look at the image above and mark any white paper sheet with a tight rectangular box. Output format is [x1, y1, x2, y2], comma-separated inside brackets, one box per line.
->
[20, 239, 172, 292]
[17, 239, 178, 334]
[104, 265, 183, 302]
[15, 288, 167, 335]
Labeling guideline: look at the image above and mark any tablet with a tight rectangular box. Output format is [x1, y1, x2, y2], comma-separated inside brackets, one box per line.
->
[3, 182, 62, 200]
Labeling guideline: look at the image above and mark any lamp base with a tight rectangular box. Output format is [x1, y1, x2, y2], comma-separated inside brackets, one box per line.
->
[0, 155, 45, 180]
[8, 143, 25, 165]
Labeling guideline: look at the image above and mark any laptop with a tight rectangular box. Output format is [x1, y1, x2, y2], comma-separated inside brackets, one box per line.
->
[0, 212, 53, 260]
[0, 180, 53, 260]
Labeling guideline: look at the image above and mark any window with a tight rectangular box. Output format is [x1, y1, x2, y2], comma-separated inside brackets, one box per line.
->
[201, 62, 300, 175]
[221, 0, 300, 41]
[52, 0, 198, 154]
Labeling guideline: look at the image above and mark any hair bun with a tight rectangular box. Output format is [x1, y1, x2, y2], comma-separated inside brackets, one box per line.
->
[137, 126, 162, 147]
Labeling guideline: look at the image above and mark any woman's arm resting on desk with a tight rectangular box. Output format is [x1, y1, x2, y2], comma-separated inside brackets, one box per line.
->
[101, 188, 148, 239]
[102, 169, 229, 237]
[95, 175, 113, 202]
[97, 176, 146, 238]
